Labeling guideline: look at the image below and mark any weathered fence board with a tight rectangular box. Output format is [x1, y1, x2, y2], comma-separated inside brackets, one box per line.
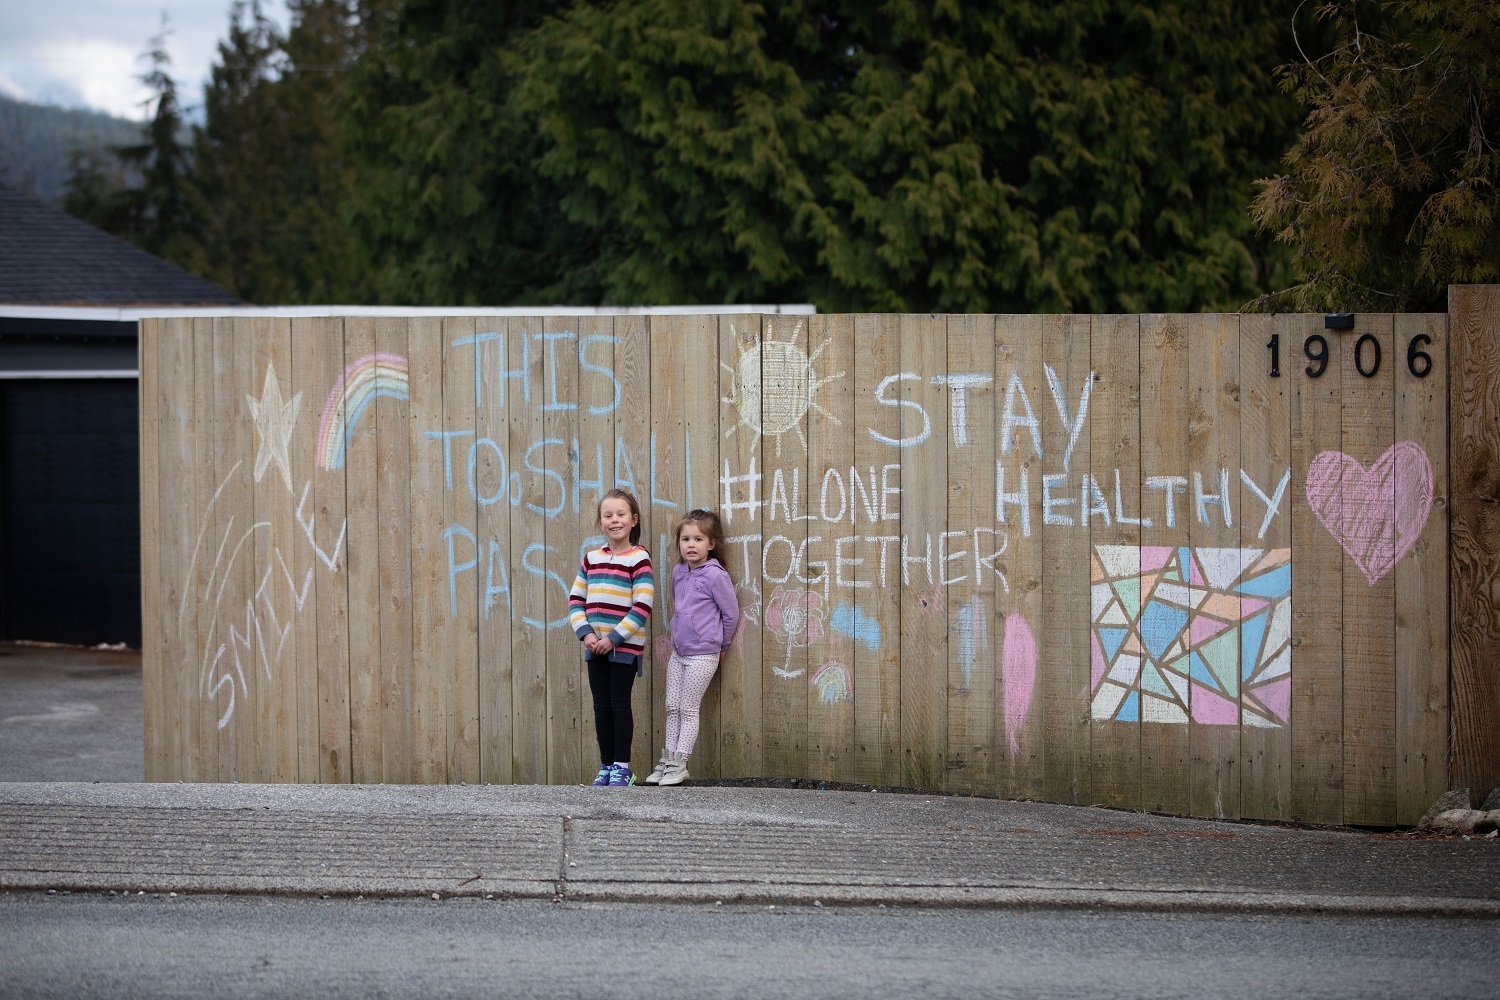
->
[474, 317, 512, 785]
[541, 315, 582, 784]
[1238, 313, 1292, 821]
[995, 314, 1045, 802]
[807, 313, 855, 783]
[338, 319, 376, 781]
[1341, 315, 1397, 827]
[1449, 286, 1500, 802]
[646, 315, 686, 777]
[1189, 312, 1241, 820]
[945, 313, 995, 797]
[407, 316, 446, 784]
[143, 307, 1472, 825]
[717, 314, 762, 778]
[1040, 313, 1093, 805]
[1289, 312, 1345, 824]
[681, 315, 723, 778]
[851, 313, 902, 787]
[1394, 311, 1449, 825]
[506, 317, 547, 783]
[155, 318, 189, 781]
[138, 318, 163, 780]
[189, 317, 217, 783]
[442, 316, 481, 783]
[1090, 313, 1142, 810]
[375, 317, 414, 783]
[1139, 312, 1190, 817]
[304, 315, 350, 783]
[898, 313, 948, 790]
[217, 316, 256, 782]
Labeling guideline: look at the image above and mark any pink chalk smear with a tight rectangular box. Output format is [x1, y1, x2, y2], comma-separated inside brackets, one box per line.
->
[1002, 613, 1038, 757]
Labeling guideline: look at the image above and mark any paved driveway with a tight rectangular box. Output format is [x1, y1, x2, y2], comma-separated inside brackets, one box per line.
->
[0, 643, 142, 782]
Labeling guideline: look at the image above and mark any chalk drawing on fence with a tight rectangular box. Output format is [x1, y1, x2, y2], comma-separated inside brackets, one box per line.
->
[829, 601, 881, 651]
[247, 365, 302, 493]
[721, 320, 846, 457]
[317, 353, 410, 471]
[813, 660, 853, 704]
[178, 460, 243, 657]
[765, 585, 826, 678]
[953, 595, 988, 692]
[1088, 546, 1292, 728]
[1000, 612, 1037, 755]
[1305, 441, 1434, 586]
[737, 580, 762, 627]
[190, 353, 366, 732]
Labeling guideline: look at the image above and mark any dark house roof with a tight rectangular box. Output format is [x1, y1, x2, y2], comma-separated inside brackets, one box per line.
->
[0, 183, 240, 306]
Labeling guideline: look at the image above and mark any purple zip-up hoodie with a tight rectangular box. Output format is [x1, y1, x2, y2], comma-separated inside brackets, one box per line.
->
[669, 559, 740, 656]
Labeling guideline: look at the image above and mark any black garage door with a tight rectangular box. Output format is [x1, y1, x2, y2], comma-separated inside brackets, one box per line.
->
[1, 379, 140, 646]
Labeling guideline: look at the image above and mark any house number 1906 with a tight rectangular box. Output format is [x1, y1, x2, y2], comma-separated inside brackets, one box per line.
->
[1265, 333, 1432, 379]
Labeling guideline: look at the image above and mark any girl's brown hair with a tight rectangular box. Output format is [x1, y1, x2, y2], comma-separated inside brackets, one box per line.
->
[675, 508, 730, 574]
[598, 488, 643, 546]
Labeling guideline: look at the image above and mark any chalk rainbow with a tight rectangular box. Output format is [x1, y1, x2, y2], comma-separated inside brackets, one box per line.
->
[317, 354, 410, 471]
[812, 661, 852, 705]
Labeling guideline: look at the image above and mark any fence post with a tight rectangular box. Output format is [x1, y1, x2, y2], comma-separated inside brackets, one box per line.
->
[1447, 285, 1500, 801]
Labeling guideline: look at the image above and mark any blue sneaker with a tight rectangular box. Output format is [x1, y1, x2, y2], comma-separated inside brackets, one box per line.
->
[591, 764, 614, 787]
[608, 764, 634, 787]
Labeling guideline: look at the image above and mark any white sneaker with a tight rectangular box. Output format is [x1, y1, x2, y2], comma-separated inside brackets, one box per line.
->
[642, 755, 670, 785]
[658, 758, 689, 786]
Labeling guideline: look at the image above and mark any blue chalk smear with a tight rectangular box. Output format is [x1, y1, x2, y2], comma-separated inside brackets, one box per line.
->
[830, 602, 882, 651]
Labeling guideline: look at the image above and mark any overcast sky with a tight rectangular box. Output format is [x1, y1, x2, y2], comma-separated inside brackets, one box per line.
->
[0, 1, 290, 120]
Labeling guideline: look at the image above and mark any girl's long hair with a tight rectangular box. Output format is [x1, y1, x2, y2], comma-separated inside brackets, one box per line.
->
[675, 508, 729, 574]
[598, 488, 643, 546]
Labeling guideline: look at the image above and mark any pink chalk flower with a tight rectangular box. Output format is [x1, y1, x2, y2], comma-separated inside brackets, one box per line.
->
[765, 587, 825, 678]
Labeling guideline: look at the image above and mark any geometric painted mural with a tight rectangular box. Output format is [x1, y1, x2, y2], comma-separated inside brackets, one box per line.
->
[1089, 546, 1292, 728]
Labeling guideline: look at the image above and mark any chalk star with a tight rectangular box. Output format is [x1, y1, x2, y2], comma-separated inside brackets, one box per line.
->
[247, 365, 302, 493]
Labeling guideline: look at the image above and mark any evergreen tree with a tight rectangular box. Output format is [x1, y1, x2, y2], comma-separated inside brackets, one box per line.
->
[1252, 0, 1500, 311]
[65, 21, 194, 263]
[505, 0, 1303, 311]
[186, 0, 374, 303]
[342, 0, 595, 305]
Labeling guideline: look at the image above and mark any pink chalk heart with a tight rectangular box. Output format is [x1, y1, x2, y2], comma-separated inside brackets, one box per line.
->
[1305, 442, 1433, 585]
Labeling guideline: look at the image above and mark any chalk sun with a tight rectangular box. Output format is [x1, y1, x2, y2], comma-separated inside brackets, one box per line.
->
[721, 320, 845, 457]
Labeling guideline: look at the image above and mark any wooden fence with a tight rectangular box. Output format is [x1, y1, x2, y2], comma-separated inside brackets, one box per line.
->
[140, 291, 1500, 826]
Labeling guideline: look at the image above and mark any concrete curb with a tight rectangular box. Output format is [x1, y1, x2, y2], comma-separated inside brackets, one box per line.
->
[6, 875, 1498, 917]
[560, 883, 1500, 916]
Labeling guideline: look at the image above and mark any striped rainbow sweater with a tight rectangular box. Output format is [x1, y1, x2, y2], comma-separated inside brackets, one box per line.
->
[568, 544, 655, 662]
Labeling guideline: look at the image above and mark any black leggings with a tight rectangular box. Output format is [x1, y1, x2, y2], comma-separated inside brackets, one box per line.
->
[586, 654, 637, 764]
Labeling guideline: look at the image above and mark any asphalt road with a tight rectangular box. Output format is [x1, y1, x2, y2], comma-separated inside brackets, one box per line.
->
[2, 894, 1495, 1000]
[0, 644, 142, 782]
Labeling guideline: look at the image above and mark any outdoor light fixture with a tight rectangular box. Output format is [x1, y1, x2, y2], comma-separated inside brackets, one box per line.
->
[1324, 312, 1355, 330]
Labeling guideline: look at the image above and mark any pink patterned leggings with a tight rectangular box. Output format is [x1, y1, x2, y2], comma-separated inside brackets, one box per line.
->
[664, 652, 720, 759]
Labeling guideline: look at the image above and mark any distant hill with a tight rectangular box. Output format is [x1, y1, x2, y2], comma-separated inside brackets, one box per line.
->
[0, 97, 145, 206]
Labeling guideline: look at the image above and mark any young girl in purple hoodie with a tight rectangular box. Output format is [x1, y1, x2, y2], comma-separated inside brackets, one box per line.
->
[642, 509, 740, 786]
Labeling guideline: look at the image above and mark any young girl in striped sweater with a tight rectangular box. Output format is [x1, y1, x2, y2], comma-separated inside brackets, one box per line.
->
[569, 488, 654, 787]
